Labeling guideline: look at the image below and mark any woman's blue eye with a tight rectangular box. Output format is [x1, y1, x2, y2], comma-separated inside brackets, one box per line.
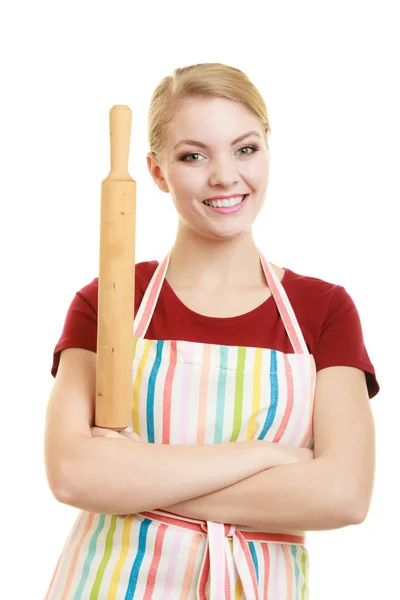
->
[180, 145, 258, 162]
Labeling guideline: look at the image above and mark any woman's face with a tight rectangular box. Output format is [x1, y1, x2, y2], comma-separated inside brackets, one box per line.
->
[147, 96, 270, 240]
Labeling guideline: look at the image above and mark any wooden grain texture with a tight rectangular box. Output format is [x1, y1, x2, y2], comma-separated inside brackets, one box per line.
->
[95, 106, 136, 430]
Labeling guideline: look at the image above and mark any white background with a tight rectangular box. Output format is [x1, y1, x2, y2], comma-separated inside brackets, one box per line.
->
[1, 1, 397, 598]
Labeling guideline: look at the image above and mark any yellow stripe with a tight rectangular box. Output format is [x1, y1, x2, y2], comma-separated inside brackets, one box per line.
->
[246, 348, 262, 439]
[107, 515, 135, 599]
[132, 339, 152, 435]
[235, 577, 243, 600]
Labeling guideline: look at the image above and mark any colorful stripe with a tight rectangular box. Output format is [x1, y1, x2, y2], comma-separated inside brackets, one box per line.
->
[231, 347, 246, 442]
[258, 350, 279, 439]
[162, 341, 177, 444]
[108, 515, 135, 600]
[273, 353, 294, 442]
[247, 347, 262, 440]
[90, 516, 117, 598]
[132, 339, 152, 436]
[198, 344, 212, 444]
[143, 523, 167, 599]
[179, 534, 201, 600]
[47, 252, 314, 599]
[125, 519, 151, 599]
[73, 514, 106, 600]
[180, 342, 194, 445]
[147, 340, 164, 443]
[214, 345, 229, 443]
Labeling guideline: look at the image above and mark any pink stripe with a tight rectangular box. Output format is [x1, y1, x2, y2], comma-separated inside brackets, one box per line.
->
[273, 354, 294, 442]
[197, 344, 211, 444]
[208, 522, 225, 596]
[143, 524, 167, 600]
[163, 341, 177, 444]
[180, 343, 194, 444]
[224, 549, 231, 600]
[261, 256, 303, 353]
[271, 544, 280, 600]
[162, 529, 184, 600]
[135, 256, 169, 338]
[236, 531, 259, 599]
[262, 544, 271, 599]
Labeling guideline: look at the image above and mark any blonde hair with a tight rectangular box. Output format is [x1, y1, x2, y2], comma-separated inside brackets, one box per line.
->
[148, 63, 271, 164]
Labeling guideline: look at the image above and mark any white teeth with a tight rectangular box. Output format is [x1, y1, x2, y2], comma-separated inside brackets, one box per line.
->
[204, 195, 246, 208]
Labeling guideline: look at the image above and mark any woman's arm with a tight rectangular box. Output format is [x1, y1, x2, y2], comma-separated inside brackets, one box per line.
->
[45, 348, 311, 515]
[162, 366, 376, 532]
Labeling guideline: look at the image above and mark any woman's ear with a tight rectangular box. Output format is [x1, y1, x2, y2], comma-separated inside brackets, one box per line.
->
[146, 152, 169, 193]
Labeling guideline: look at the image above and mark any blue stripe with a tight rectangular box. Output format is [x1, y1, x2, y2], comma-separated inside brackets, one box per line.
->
[258, 350, 278, 439]
[147, 341, 164, 443]
[73, 514, 105, 600]
[214, 345, 228, 443]
[125, 519, 152, 600]
[291, 545, 300, 598]
[249, 541, 259, 583]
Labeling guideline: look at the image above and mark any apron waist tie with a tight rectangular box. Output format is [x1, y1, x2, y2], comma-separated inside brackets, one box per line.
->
[140, 510, 306, 600]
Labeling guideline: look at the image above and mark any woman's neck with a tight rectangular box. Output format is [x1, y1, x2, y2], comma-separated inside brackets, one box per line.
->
[167, 225, 266, 291]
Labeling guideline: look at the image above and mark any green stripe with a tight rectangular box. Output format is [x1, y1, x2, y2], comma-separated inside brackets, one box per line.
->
[301, 547, 308, 600]
[90, 516, 117, 599]
[133, 337, 138, 359]
[231, 347, 246, 442]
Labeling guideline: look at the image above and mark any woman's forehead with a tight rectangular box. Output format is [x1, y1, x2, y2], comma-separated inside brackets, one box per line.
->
[165, 97, 263, 145]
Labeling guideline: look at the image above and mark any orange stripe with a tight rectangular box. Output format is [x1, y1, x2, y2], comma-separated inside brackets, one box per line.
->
[143, 524, 167, 599]
[44, 552, 63, 599]
[163, 341, 177, 444]
[61, 513, 95, 599]
[262, 544, 270, 599]
[197, 344, 211, 444]
[179, 534, 202, 600]
[282, 545, 293, 599]
[45, 513, 85, 599]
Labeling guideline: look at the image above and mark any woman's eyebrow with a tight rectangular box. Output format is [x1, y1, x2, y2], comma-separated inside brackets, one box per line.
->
[173, 130, 261, 151]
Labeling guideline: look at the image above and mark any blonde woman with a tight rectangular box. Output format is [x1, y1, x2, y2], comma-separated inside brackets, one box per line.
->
[44, 63, 379, 599]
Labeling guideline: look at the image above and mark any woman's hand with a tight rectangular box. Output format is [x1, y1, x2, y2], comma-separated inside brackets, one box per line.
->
[90, 427, 141, 441]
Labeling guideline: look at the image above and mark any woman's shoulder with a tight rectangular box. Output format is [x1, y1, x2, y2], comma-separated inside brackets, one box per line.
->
[283, 264, 347, 303]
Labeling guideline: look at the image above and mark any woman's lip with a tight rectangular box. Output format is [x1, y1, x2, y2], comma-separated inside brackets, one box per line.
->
[203, 194, 249, 214]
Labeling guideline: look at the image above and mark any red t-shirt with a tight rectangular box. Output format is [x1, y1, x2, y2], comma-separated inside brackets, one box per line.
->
[51, 260, 380, 399]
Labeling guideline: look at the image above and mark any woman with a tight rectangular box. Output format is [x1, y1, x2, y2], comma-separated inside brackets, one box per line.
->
[44, 63, 379, 599]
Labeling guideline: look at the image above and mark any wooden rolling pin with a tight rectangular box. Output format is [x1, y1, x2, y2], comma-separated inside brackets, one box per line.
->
[95, 105, 136, 430]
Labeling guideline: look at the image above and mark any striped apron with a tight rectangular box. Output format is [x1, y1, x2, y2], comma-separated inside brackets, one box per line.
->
[45, 252, 316, 599]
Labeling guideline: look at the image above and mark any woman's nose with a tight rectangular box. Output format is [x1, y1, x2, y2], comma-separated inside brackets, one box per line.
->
[209, 159, 240, 187]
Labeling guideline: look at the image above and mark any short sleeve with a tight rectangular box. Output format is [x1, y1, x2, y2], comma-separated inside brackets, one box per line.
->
[315, 286, 380, 399]
[51, 280, 98, 378]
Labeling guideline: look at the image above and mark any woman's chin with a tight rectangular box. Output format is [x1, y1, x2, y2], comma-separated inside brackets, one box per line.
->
[199, 223, 252, 241]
